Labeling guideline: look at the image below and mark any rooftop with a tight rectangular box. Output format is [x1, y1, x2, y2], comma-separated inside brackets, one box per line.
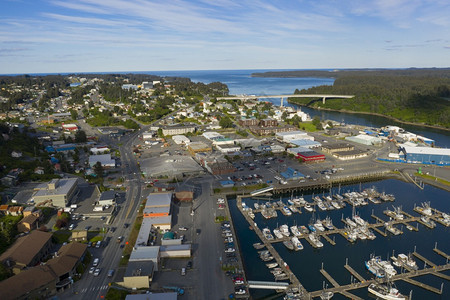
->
[34, 178, 78, 198]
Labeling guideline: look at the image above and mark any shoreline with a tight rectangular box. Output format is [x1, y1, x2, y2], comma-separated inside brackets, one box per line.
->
[287, 100, 450, 132]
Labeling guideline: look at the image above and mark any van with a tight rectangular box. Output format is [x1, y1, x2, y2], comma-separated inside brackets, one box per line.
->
[181, 267, 186, 276]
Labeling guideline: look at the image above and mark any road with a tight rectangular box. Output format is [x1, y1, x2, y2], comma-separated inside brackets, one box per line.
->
[60, 130, 144, 299]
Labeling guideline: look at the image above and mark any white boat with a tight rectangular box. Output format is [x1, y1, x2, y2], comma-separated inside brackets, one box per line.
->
[376, 259, 397, 277]
[283, 240, 295, 250]
[346, 217, 357, 227]
[299, 225, 309, 234]
[314, 219, 325, 232]
[384, 222, 402, 235]
[254, 203, 260, 210]
[304, 203, 314, 212]
[289, 205, 298, 213]
[420, 216, 436, 228]
[368, 283, 407, 300]
[353, 214, 367, 226]
[365, 256, 386, 278]
[322, 216, 334, 230]
[282, 206, 292, 216]
[266, 262, 278, 269]
[308, 233, 323, 248]
[290, 225, 301, 237]
[273, 228, 284, 239]
[280, 224, 290, 237]
[331, 201, 341, 209]
[391, 253, 418, 270]
[253, 243, 265, 249]
[291, 236, 304, 251]
[317, 200, 328, 211]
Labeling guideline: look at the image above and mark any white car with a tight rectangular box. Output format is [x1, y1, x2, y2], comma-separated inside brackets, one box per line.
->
[89, 267, 95, 274]
[94, 268, 101, 276]
[179, 226, 188, 231]
[224, 248, 235, 253]
[217, 198, 225, 204]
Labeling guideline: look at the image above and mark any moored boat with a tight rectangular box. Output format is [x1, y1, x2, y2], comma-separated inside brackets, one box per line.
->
[365, 256, 386, 278]
[291, 236, 304, 251]
[283, 240, 295, 250]
[368, 283, 407, 300]
[253, 242, 265, 249]
[290, 225, 301, 237]
[262, 227, 274, 240]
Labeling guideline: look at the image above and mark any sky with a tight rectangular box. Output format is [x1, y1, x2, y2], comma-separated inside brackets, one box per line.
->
[1, 0, 449, 74]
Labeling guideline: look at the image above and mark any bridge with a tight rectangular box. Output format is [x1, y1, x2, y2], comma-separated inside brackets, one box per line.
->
[217, 94, 355, 104]
[250, 186, 274, 196]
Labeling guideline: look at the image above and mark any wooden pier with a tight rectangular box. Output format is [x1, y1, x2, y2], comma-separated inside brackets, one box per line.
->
[413, 251, 437, 268]
[434, 247, 450, 261]
[402, 278, 442, 294]
[320, 268, 340, 287]
[344, 263, 366, 282]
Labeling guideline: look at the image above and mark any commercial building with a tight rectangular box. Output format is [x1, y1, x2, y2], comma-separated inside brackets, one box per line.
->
[260, 118, 278, 127]
[333, 149, 369, 160]
[296, 150, 326, 163]
[290, 139, 321, 148]
[88, 153, 116, 167]
[140, 155, 204, 179]
[399, 145, 450, 165]
[171, 135, 190, 145]
[162, 124, 196, 136]
[276, 130, 313, 143]
[238, 117, 258, 127]
[322, 143, 354, 153]
[280, 167, 305, 181]
[90, 146, 110, 154]
[0, 230, 53, 274]
[202, 131, 224, 141]
[250, 126, 295, 136]
[188, 141, 212, 155]
[215, 143, 241, 154]
[32, 178, 78, 208]
[120, 261, 155, 289]
[98, 190, 116, 206]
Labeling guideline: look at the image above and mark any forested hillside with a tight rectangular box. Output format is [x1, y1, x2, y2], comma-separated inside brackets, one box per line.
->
[279, 71, 450, 128]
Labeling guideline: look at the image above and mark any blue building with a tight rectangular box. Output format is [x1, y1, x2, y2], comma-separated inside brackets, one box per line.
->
[399, 145, 450, 166]
[281, 167, 305, 181]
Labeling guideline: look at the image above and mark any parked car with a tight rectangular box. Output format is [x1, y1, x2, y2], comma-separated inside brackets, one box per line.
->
[89, 267, 95, 274]
[181, 267, 186, 275]
[179, 226, 188, 231]
[93, 258, 99, 267]
[187, 261, 192, 269]
[94, 268, 101, 276]
[224, 248, 235, 253]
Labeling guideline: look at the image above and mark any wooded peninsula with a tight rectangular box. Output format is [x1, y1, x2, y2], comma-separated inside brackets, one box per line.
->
[252, 69, 450, 129]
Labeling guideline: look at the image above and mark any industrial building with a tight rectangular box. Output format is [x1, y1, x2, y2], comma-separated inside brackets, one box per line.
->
[162, 124, 196, 136]
[296, 150, 325, 163]
[276, 130, 314, 143]
[399, 145, 450, 165]
[289, 139, 321, 148]
[171, 135, 190, 145]
[187, 142, 212, 155]
[333, 149, 369, 160]
[346, 134, 383, 146]
[322, 143, 354, 153]
[32, 178, 78, 208]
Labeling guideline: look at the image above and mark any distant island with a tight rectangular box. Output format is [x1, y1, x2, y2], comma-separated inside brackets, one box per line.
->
[252, 69, 450, 129]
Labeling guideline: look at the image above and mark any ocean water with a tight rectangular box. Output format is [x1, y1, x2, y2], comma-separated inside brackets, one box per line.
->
[228, 179, 450, 299]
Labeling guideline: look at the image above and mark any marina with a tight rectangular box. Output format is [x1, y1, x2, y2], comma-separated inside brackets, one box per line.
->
[229, 179, 450, 299]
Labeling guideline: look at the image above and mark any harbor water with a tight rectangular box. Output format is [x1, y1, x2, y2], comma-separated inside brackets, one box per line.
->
[229, 179, 450, 299]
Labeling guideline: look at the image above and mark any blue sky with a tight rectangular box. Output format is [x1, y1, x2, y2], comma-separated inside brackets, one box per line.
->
[1, 0, 449, 74]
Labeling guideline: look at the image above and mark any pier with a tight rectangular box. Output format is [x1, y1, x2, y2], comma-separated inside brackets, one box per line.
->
[412, 251, 437, 268]
[433, 246, 450, 261]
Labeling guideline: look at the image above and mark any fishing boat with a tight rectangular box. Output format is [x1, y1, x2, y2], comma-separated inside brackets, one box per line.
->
[261, 255, 274, 262]
[368, 283, 407, 300]
[290, 225, 301, 237]
[365, 256, 386, 278]
[322, 216, 334, 230]
[331, 200, 341, 209]
[277, 200, 285, 207]
[253, 242, 265, 249]
[273, 228, 284, 239]
[416, 202, 433, 216]
[320, 291, 334, 300]
[304, 203, 314, 212]
[344, 227, 357, 242]
[282, 206, 292, 216]
[283, 240, 295, 250]
[289, 205, 299, 213]
[280, 224, 291, 237]
[391, 253, 418, 270]
[376, 259, 397, 277]
[345, 217, 357, 227]
[420, 216, 436, 228]
[262, 228, 274, 240]
[266, 262, 278, 269]
[384, 222, 402, 235]
[314, 219, 326, 232]
[299, 225, 309, 234]
[308, 233, 323, 248]
[353, 214, 367, 226]
[291, 236, 304, 251]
